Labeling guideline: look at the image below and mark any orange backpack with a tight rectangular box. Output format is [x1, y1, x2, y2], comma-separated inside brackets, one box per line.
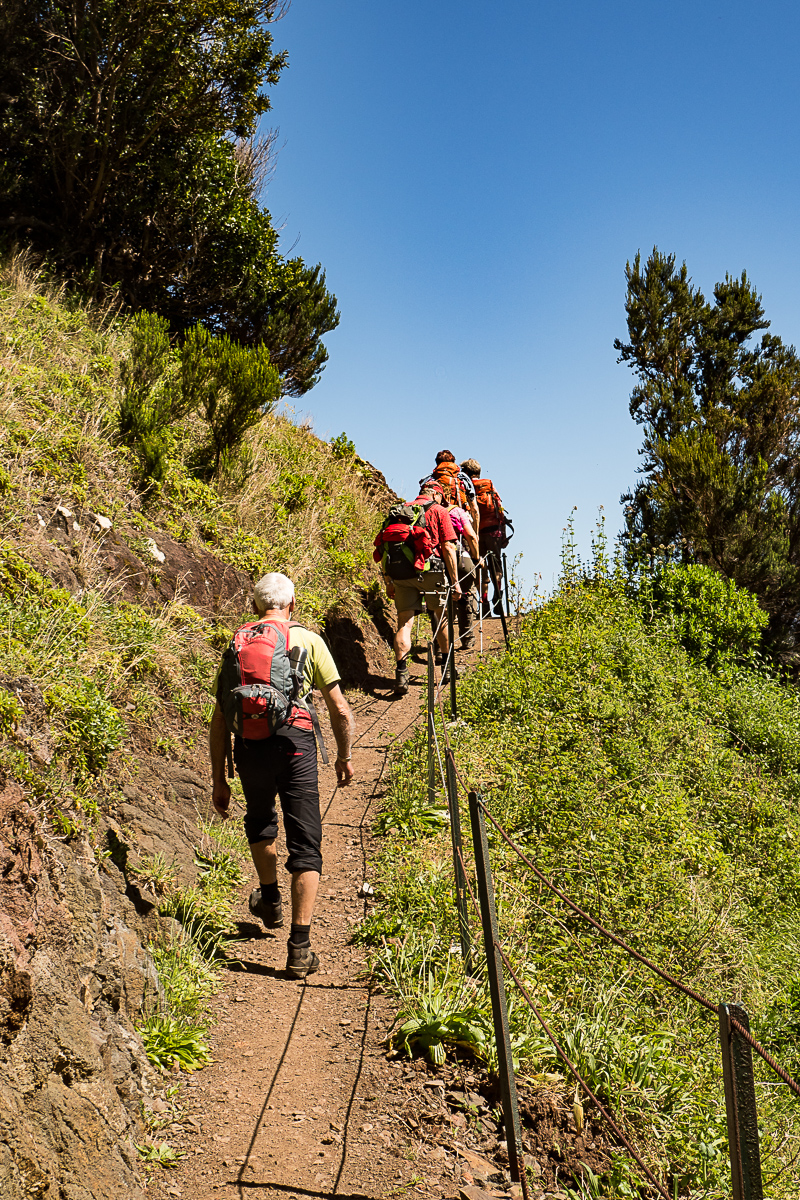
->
[430, 461, 468, 508]
[473, 478, 504, 529]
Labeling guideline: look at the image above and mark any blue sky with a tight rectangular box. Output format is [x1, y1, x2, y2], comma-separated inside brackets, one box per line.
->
[261, 0, 800, 591]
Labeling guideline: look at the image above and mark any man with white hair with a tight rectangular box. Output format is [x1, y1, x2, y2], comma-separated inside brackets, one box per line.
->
[209, 572, 355, 979]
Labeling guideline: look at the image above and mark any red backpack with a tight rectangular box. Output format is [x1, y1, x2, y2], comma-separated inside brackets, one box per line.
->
[373, 501, 435, 579]
[473, 478, 504, 529]
[429, 461, 468, 508]
[216, 620, 319, 743]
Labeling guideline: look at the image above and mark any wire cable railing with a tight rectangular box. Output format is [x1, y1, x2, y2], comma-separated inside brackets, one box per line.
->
[454, 840, 671, 1200]
[410, 587, 795, 1200]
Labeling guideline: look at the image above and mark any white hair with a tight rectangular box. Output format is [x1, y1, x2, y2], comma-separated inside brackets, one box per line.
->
[254, 572, 295, 613]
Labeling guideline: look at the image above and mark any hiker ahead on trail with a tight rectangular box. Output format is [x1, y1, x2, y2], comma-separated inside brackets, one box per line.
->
[209, 572, 355, 980]
[460, 459, 513, 617]
[420, 449, 480, 534]
[444, 498, 481, 651]
[373, 481, 461, 696]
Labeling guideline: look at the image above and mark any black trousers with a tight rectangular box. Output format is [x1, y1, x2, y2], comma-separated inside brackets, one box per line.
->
[233, 727, 322, 874]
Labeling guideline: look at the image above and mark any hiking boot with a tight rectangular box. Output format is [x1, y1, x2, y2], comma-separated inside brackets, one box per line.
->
[459, 633, 475, 651]
[286, 942, 320, 979]
[394, 662, 410, 696]
[249, 887, 284, 930]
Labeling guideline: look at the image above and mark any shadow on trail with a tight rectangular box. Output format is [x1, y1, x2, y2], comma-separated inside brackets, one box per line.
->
[233, 920, 277, 940]
[221, 960, 287, 979]
[235, 984, 376, 1199]
[236, 1186, 372, 1199]
[330, 984, 374, 1196]
[235, 985, 307, 1196]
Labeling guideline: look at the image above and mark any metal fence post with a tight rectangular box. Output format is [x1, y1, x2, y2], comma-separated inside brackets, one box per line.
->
[446, 593, 458, 717]
[503, 551, 510, 617]
[445, 750, 472, 974]
[468, 790, 528, 1195]
[719, 1003, 763, 1200]
[427, 641, 436, 805]
[489, 551, 511, 650]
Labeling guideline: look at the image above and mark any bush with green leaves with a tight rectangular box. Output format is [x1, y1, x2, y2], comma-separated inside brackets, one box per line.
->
[330, 431, 356, 459]
[119, 314, 281, 483]
[119, 312, 184, 483]
[643, 561, 769, 667]
[46, 680, 126, 780]
[181, 322, 280, 480]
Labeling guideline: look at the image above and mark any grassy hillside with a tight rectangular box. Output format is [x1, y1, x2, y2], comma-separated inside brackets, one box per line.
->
[0, 254, 392, 1195]
[364, 543, 800, 1197]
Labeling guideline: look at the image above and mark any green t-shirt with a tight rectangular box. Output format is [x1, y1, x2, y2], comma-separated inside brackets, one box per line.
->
[286, 625, 341, 693]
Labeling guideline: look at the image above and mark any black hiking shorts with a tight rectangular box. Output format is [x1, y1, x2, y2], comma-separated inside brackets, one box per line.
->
[233, 727, 322, 874]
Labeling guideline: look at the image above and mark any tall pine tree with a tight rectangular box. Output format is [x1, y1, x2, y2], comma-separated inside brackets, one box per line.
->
[617, 248, 800, 648]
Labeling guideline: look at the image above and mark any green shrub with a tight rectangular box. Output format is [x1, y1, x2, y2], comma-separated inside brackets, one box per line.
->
[330, 431, 356, 459]
[46, 680, 125, 779]
[0, 687, 23, 734]
[644, 561, 768, 667]
[182, 324, 280, 480]
[119, 312, 182, 484]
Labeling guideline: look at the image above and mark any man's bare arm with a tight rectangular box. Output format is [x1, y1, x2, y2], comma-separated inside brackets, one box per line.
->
[468, 497, 480, 532]
[209, 703, 232, 818]
[319, 681, 355, 786]
[462, 516, 480, 562]
[442, 542, 462, 596]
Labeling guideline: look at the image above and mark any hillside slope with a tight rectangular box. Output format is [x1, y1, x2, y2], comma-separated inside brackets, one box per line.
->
[0, 256, 394, 1197]
[366, 557, 800, 1197]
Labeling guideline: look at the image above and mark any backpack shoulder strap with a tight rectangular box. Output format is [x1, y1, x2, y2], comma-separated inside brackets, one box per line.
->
[285, 623, 330, 765]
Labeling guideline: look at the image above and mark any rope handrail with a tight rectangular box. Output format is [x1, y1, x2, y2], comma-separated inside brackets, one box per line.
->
[470, 797, 800, 1103]
[454, 843, 671, 1200]
[432, 671, 800, 1108]
[421, 588, 800, 1200]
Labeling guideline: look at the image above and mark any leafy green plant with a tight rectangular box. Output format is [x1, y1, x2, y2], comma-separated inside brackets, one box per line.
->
[182, 324, 280, 480]
[644, 561, 769, 667]
[135, 1140, 185, 1169]
[194, 846, 245, 889]
[135, 851, 178, 896]
[375, 793, 449, 838]
[137, 1014, 212, 1073]
[46, 679, 125, 779]
[119, 311, 182, 484]
[330, 431, 356, 458]
[373, 936, 492, 1066]
[0, 687, 23, 734]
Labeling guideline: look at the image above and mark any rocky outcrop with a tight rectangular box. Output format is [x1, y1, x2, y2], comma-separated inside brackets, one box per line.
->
[0, 780, 167, 1199]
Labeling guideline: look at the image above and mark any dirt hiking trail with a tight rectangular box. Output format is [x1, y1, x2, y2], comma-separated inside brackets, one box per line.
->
[146, 622, 523, 1200]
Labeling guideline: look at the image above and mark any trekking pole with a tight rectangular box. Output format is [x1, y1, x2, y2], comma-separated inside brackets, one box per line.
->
[446, 592, 457, 718]
[427, 641, 436, 805]
[503, 552, 510, 618]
